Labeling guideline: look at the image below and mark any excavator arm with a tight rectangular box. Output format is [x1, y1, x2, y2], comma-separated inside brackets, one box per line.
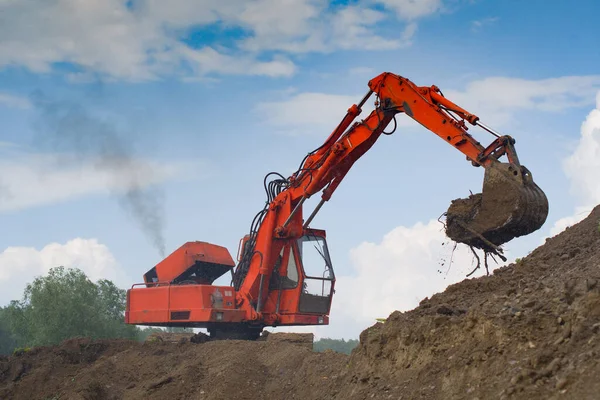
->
[285, 72, 521, 205]
[234, 72, 548, 314]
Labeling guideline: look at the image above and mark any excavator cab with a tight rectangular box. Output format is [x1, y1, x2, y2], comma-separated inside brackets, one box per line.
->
[267, 230, 335, 317]
[296, 233, 335, 314]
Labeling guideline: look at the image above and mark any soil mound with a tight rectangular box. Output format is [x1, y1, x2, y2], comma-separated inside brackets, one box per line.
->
[1, 205, 599, 399]
[341, 204, 600, 399]
[0, 336, 345, 400]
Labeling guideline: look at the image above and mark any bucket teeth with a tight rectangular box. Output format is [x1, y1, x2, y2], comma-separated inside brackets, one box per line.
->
[445, 162, 549, 250]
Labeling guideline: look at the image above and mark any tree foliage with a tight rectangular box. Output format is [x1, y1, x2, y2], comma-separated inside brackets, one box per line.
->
[313, 338, 359, 354]
[137, 327, 166, 342]
[0, 307, 19, 354]
[0, 266, 138, 353]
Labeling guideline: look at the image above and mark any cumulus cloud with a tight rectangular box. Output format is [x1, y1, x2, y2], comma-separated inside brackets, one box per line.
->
[255, 92, 363, 135]
[0, 149, 208, 213]
[348, 66, 376, 75]
[329, 219, 499, 338]
[444, 75, 600, 127]
[0, 0, 442, 81]
[471, 17, 499, 32]
[0, 92, 31, 109]
[218, 1, 415, 53]
[255, 90, 422, 136]
[375, 0, 443, 20]
[0, 238, 127, 305]
[563, 91, 600, 205]
[0, 0, 294, 80]
[548, 90, 600, 235]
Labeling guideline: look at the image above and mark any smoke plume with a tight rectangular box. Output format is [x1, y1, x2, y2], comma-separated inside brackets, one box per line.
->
[30, 92, 167, 257]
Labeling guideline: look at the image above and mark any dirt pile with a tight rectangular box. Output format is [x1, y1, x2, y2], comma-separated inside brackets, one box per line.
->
[0, 336, 345, 400]
[342, 204, 600, 399]
[1, 205, 599, 400]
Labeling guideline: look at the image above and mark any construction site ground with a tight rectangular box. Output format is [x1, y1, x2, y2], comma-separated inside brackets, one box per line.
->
[1, 205, 599, 400]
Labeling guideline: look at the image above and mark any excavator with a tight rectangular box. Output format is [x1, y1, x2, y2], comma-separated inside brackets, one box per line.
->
[124, 72, 549, 339]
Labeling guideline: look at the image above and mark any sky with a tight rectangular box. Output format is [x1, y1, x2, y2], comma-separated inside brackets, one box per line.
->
[1, 0, 599, 340]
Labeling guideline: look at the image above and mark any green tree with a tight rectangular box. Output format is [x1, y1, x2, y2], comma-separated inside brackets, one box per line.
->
[165, 326, 193, 333]
[4, 266, 138, 348]
[313, 338, 359, 355]
[137, 327, 166, 342]
[0, 307, 19, 354]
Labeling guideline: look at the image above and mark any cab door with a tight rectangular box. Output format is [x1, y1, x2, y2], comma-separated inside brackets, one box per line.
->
[296, 234, 335, 314]
[266, 242, 301, 314]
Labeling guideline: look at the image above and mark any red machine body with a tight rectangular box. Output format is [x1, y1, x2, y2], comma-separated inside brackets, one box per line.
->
[126, 229, 334, 338]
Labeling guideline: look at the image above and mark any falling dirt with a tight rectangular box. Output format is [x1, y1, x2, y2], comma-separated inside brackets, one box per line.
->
[1, 205, 599, 400]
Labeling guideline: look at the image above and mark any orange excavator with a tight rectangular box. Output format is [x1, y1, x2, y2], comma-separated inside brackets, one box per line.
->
[125, 72, 548, 339]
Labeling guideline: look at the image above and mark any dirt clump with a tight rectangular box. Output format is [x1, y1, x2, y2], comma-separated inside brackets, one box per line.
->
[145, 331, 196, 343]
[445, 162, 549, 250]
[260, 331, 314, 349]
[1, 204, 599, 399]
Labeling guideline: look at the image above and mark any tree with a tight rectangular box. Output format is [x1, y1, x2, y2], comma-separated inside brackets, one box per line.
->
[165, 326, 193, 333]
[0, 307, 19, 354]
[313, 338, 359, 355]
[4, 266, 138, 349]
[137, 327, 166, 342]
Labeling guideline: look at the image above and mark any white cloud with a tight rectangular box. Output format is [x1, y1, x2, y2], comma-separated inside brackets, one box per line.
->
[255, 90, 423, 135]
[256, 92, 360, 135]
[176, 46, 296, 77]
[375, 0, 443, 20]
[563, 91, 600, 205]
[0, 0, 441, 81]
[548, 90, 600, 235]
[444, 75, 600, 127]
[0, 92, 31, 109]
[349, 66, 376, 75]
[548, 206, 594, 237]
[0, 238, 127, 305]
[471, 17, 499, 32]
[337, 220, 497, 323]
[0, 150, 208, 213]
[330, 5, 409, 50]
[0, 0, 294, 81]
[238, 2, 411, 53]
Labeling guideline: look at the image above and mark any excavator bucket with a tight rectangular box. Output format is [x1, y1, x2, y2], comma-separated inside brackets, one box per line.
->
[445, 161, 548, 251]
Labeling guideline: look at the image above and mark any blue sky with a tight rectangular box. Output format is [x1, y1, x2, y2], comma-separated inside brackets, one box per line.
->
[1, 0, 600, 339]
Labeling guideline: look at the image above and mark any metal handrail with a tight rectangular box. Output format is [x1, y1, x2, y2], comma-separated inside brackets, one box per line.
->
[130, 281, 173, 289]
[303, 276, 334, 297]
[304, 275, 333, 281]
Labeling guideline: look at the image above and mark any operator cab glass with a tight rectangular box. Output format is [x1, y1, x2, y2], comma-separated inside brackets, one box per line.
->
[297, 234, 335, 314]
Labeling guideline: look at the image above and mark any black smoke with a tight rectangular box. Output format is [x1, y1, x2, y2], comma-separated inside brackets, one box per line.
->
[30, 91, 167, 257]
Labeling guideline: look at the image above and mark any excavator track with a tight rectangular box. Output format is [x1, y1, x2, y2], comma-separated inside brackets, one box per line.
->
[445, 161, 549, 251]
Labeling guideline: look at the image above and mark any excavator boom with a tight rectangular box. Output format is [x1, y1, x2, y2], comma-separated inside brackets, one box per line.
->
[125, 72, 549, 339]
